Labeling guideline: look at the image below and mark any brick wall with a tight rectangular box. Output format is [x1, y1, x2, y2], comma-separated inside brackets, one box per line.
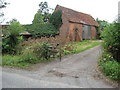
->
[67, 23, 83, 41]
[91, 26, 96, 39]
[59, 14, 69, 38]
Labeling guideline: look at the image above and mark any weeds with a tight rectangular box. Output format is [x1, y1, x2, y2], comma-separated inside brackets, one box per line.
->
[63, 40, 101, 55]
[99, 52, 120, 81]
[2, 40, 101, 68]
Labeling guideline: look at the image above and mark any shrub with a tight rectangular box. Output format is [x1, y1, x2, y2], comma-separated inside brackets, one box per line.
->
[2, 42, 52, 67]
[19, 50, 39, 64]
[101, 23, 120, 62]
[32, 42, 51, 59]
[99, 52, 120, 81]
[20, 42, 51, 61]
[29, 23, 59, 37]
[2, 20, 24, 54]
[100, 61, 120, 80]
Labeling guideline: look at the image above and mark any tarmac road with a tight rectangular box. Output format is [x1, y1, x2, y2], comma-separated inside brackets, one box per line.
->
[2, 45, 117, 88]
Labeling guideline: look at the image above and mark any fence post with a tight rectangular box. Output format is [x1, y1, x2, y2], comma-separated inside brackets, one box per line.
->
[59, 45, 62, 62]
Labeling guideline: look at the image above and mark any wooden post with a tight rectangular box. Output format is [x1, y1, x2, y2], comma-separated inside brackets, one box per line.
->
[59, 46, 62, 62]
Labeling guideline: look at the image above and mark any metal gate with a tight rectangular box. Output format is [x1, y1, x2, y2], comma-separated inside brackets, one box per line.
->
[82, 25, 91, 40]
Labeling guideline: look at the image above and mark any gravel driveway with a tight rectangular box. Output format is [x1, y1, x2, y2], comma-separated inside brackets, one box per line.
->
[2, 45, 118, 88]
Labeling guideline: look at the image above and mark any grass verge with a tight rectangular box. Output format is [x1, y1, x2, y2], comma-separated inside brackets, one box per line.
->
[2, 40, 102, 68]
[2, 54, 51, 67]
[63, 40, 102, 55]
[98, 52, 120, 81]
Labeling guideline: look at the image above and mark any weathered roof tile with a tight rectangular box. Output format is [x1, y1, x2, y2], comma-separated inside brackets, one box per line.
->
[55, 5, 99, 26]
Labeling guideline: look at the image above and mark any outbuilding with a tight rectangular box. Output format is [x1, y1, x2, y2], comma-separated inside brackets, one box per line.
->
[55, 5, 99, 41]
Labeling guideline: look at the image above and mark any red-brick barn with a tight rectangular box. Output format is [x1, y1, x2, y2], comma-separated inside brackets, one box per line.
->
[55, 5, 99, 41]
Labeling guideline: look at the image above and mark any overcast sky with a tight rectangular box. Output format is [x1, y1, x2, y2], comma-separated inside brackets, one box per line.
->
[2, 0, 120, 24]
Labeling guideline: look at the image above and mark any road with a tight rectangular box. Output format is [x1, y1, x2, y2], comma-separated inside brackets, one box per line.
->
[1, 46, 117, 88]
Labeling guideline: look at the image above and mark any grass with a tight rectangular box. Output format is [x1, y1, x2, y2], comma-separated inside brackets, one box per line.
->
[99, 52, 120, 81]
[2, 40, 102, 68]
[63, 40, 102, 55]
[2, 55, 31, 67]
[2, 54, 51, 67]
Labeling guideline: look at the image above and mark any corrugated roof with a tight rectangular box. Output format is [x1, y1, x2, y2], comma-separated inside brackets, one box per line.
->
[20, 31, 31, 35]
[55, 5, 99, 26]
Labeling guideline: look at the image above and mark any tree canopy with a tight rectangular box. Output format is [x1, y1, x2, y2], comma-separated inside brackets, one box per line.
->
[49, 10, 62, 29]
[32, 11, 44, 24]
[96, 18, 109, 31]
[0, 0, 9, 23]
[38, 1, 53, 22]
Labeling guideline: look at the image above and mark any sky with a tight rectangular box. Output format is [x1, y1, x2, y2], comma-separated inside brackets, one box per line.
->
[2, 0, 120, 24]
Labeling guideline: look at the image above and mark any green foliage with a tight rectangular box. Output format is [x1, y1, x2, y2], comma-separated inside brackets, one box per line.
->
[96, 18, 109, 39]
[39, 1, 53, 22]
[29, 8, 59, 37]
[32, 42, 51, 59]
[2, 55, 30, 67]
[99, 22, 120, 81]
[2, 55, 20, 65]
[27, 2, 58, 37]
[2, 40, 101, 68]
[19, 42, 52, 64]
[2, 20, 24, 54]
[69, 40, 101, 54]
[5, 19, 24, 36]
[2, 36, 23, 54]
[23, 24, 32, 32]
[63, 44, 76, 55]
[101, 23, 120, 62]
[96, 18, 109, 31]
[63, 40, 101, 55]
[2, 42, 52, 67]
[49, 10, 62, 29]
[39, 2, 48, 13]
[29, 23, 59, 37]
[99, 52, 120, 81]
[32, 11, 44, 24]
[19, 50, 39, 64]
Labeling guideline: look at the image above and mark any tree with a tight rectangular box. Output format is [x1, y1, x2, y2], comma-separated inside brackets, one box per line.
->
[96, 18, 109, 39]
[32, 11, 44, 24]
[49, 10, 62, 29]
[0, 0, 7, 8]
[38, 1, 53, 22]
[96, 18, 109, 31]
[27, 2, 59, 37]
[0, 0, 9, 23]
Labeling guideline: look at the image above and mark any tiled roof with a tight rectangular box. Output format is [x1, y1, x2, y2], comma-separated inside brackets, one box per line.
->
[55, 5, 99, 26]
